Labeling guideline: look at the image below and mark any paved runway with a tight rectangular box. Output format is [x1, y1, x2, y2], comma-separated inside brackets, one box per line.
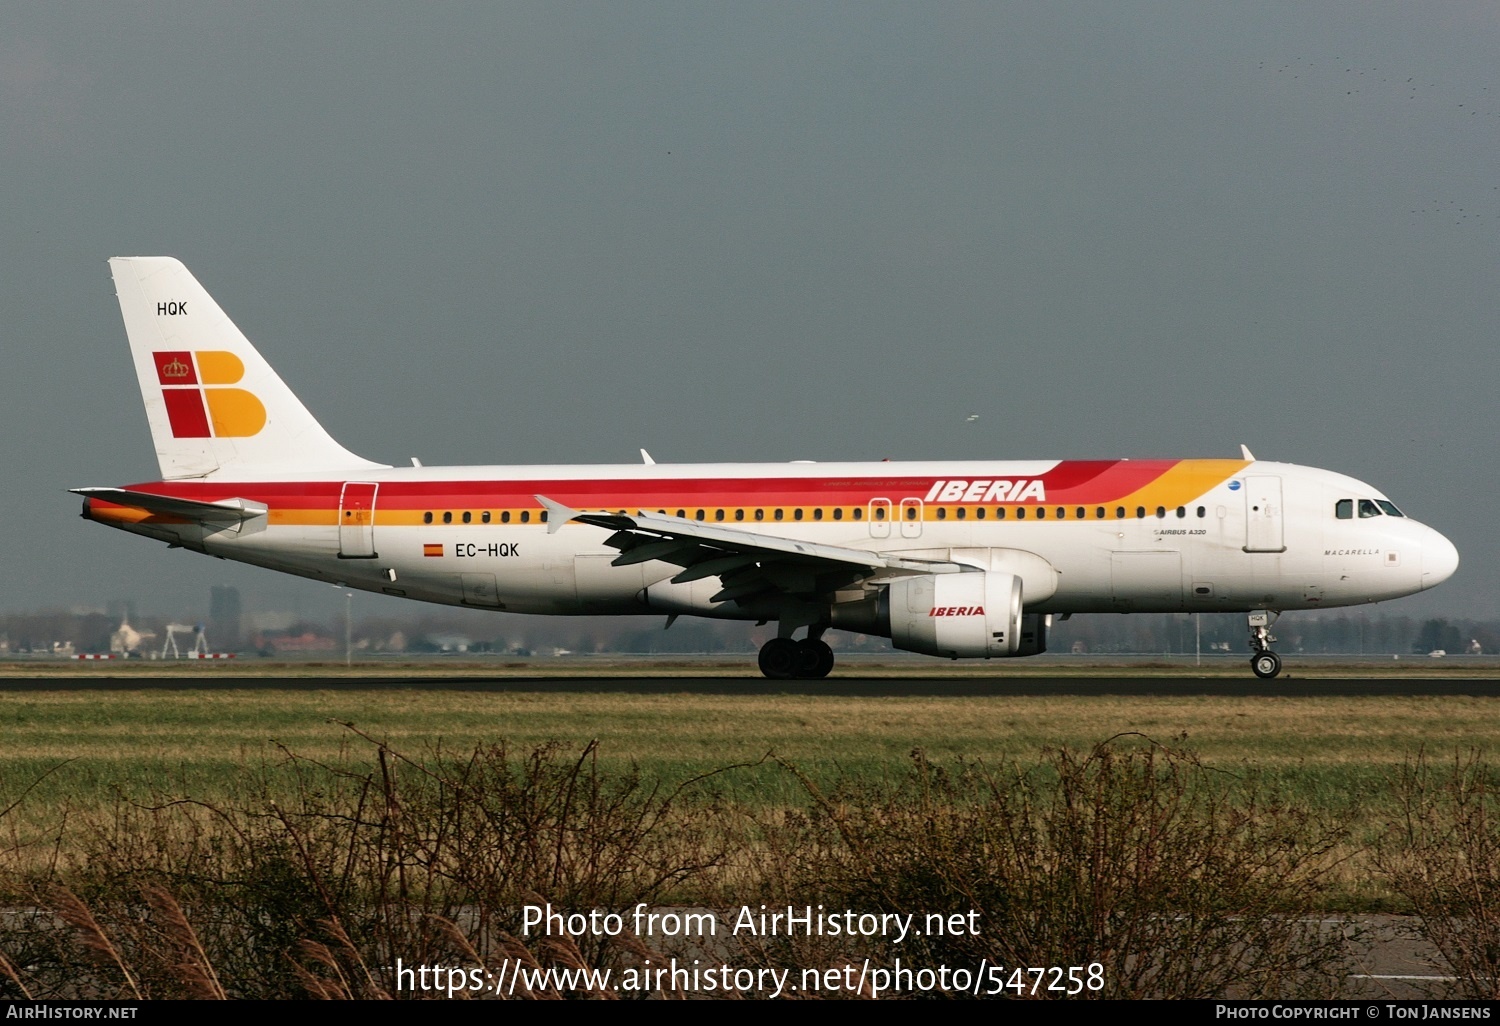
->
[2, 674, 1499, 695]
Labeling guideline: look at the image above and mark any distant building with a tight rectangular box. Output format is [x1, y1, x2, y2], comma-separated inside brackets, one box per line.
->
[257, 630, 338, 654]
[210, 586, 243, 651]
[106, 599, 137, 627]
[109, 618, 156, 656]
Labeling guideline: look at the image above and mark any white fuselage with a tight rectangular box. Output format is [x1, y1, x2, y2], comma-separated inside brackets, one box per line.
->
[88, 458, 1458, 622]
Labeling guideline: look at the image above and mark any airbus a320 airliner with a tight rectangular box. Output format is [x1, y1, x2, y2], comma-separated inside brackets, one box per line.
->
[75, 258, 1459, 679]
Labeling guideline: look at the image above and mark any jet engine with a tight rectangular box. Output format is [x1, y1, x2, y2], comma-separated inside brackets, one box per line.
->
[833, 571, 1025, 658]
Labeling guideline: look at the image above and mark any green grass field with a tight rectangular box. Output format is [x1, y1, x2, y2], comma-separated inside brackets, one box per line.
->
[0, 672, 1495, 908]
[2, 682, 1495, 806]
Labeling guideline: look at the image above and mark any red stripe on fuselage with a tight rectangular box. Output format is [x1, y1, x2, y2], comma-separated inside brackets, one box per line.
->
[1043, 461, 1181, 503]
[117, 461, 1188, 510]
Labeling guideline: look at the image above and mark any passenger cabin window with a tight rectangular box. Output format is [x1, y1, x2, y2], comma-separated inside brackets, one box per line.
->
[462, 512, 472, 524]
[520, 511, 530, 523]
[482, 511, 491, 524]
[1336, 499, 1353, 520]
[501, 511, 511, 523]
[442, 512, 452, 524]
[423, 512, 433, 524]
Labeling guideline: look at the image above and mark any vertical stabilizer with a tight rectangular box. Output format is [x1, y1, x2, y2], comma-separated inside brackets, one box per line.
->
[109, 257, 388, 479]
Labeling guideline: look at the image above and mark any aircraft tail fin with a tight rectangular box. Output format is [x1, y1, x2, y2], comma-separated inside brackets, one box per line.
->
[109, 257, 388, 480]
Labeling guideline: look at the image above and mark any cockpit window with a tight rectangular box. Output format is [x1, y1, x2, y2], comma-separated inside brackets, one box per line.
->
[1335, 499, 1353, 520]
[1377, 500, 1405, 517]
[1358, 499, 1381, 518]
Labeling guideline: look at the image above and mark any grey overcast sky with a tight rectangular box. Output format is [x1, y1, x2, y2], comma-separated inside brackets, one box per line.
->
[3, 3, 1496, 623]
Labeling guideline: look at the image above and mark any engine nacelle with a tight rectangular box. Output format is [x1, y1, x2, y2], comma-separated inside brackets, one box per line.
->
[1015, 612, 1050, 657]
[884, 571, 1024, 658]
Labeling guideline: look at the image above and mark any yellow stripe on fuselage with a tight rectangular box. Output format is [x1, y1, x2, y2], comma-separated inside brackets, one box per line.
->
[267, 508, 339, 527]
[1111, 459, 1249, 512]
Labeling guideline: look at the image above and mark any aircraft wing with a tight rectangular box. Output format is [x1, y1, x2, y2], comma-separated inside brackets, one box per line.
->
[71, 488, 268, 524]
[537, 495, 964, 604]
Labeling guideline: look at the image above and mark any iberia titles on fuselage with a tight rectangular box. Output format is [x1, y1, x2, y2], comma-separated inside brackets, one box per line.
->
[75, 258, 1459, 680]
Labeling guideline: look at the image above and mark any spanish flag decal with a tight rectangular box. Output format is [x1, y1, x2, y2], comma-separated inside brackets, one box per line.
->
[423, 543, 443, 558]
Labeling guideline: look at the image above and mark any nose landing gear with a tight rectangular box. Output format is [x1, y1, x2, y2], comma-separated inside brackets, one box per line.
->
[1247, 610, 1282, 679]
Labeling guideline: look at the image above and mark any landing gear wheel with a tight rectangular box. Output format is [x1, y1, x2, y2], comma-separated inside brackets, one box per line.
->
[758, 637, 800, 680]
[1251, 651, 1282, 679]
[1245, 610, 1282, 680]
[794, 639, 835, 679]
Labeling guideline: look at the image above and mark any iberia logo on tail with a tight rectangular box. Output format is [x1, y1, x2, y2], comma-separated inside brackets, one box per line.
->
[152, 351, 266, 438]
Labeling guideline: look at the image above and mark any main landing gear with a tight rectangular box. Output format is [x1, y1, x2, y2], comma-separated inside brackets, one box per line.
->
[1247, 610, 1282, 679]
[758, 632, 835, 680]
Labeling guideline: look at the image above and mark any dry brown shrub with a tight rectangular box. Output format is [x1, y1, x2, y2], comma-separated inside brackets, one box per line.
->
[749, 735, 1354, 999]
[0, 733, 742, 998]
[1376, 749, 1500, 999]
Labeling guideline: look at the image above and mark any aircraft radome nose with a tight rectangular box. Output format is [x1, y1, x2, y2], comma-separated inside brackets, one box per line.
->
[1421, 530, 1460, 590]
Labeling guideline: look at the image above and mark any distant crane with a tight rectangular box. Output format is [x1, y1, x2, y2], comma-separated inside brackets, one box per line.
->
[160, 623, 209, 659]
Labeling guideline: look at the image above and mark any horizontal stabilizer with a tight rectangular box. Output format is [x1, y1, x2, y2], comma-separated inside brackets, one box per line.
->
[72, 487, 267, 524]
